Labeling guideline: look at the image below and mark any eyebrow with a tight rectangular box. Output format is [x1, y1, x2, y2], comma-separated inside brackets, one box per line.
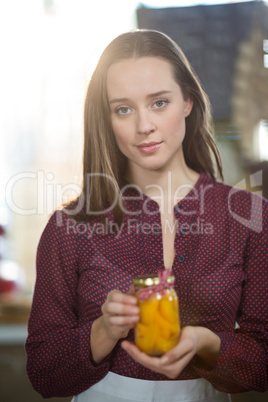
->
[109, 90, 172, 105]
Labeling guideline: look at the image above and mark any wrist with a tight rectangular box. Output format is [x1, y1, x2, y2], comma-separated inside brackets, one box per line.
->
[90, 316, 118, 364]
[195, 327, 221, 368]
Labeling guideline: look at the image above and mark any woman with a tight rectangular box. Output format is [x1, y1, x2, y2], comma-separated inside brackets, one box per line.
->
[26, 30, 268, 401]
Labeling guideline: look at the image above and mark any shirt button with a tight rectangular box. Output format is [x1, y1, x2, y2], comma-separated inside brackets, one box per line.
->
[178, 255, 185, 262]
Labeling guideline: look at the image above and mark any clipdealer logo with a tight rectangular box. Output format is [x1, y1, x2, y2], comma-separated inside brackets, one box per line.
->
[4, 170, 264, 233]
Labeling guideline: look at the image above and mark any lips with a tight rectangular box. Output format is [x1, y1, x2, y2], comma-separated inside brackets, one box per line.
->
[137, 141, 163, 154]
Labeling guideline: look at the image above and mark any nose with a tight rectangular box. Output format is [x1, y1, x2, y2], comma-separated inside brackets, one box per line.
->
[136, 110, 156, 135]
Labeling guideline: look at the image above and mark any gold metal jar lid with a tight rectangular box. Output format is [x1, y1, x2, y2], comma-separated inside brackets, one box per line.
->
[133, 273, 175, 287]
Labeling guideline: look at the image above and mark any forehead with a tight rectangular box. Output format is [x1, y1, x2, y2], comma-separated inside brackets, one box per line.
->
[106, 57, 179, 98]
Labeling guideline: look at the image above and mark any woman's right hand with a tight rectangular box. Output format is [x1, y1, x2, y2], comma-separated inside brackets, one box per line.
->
[90, 288, 139, 364]
[100, 289, 140, 341]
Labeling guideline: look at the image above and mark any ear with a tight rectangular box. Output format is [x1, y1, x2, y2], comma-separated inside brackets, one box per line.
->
[184, 97, 193, 117]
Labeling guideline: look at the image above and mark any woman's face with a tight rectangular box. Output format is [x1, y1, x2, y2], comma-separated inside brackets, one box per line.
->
[107, 57, 193, 176]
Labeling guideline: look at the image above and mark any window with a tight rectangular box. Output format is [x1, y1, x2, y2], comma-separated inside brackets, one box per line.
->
[258, 120, 268, 160]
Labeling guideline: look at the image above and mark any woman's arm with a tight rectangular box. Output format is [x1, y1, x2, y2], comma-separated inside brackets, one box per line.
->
[26, 211, 140, 397]
[192, 195, 268, 393]
[193, 326, 221, 369]
[26, 212, 111, 398]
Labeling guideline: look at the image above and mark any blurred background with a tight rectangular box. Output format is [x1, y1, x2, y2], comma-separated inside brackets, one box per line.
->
[0, 0, 267, 400]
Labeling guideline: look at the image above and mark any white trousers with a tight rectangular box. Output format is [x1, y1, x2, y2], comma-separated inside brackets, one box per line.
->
[72, 372, 231, 402]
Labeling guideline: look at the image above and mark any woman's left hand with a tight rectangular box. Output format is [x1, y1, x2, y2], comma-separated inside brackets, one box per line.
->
[121, 325, 220, 379]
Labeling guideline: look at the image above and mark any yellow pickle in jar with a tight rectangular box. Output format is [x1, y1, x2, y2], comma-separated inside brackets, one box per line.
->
[133, 271, 180, 356]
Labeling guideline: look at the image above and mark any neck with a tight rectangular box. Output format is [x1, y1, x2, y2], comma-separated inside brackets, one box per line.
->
[126, 158, 200, 212]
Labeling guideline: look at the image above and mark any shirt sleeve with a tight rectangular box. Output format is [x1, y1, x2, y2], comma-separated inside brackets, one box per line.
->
[25, 211, 112, 398]
[192, 196, 268, 393]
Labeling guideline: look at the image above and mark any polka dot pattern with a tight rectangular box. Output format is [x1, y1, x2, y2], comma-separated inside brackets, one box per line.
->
[25, 172, 268, 397]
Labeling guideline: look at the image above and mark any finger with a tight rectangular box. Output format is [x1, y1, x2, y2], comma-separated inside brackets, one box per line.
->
[103, 301, 139, 316]
[127, 285, 136, 295]
[122, 340, 194, 379]
[159, 338, 195, 366]
[121, 341, 162, 368]
[160, 351, 196, 379]
[107, 314, 139, 326]
[121, 341, 172, 376]
[107, 290, 138, 305]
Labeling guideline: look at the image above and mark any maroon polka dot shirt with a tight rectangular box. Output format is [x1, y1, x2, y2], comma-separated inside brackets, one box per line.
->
[26, 172, 268, 398]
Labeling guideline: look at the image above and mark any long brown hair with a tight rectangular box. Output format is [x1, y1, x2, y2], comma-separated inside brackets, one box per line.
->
[69, 29, 223, 222]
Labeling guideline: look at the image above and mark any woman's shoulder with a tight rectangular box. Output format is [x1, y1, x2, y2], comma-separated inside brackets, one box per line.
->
[200, 172, 268, 231]
[37, 204, 96, 265]
[39, 198, 88, 244]
[41, 196, 108, 245]
[39, 208, 78, 248]
[201, 172, 267, 205]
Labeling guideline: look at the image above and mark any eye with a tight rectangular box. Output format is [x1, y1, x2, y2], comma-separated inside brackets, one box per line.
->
[115, 106, 131, 115]
[153, 99, 169, 109]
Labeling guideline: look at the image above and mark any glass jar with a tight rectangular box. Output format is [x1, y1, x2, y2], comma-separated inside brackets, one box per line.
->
[133, 271, 180, 356]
